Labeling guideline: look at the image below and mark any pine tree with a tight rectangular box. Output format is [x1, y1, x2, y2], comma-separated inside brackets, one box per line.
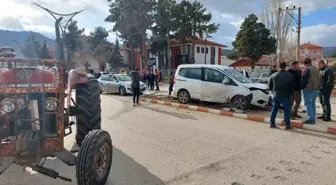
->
[108, 38, 124, 70]
[40, 40, 51, 59]
[232, 14, 276, 68]
[22, 34, 42, 58]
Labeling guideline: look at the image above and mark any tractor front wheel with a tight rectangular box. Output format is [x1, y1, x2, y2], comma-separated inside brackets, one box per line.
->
[76, 129, 113, 185]
[75, 77, 101, 146]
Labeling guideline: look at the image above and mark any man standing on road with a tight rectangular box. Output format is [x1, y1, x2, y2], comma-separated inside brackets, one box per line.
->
[154, 69, 160, 91]
[287, 61, 302, 118]
[131, 68, 141, 106]
[270, 65, 278, 75]
[269, 62, 294, 130]
[301, 58, 321, 124]
[168, 71, 175, 99]
[317, 60, 334, 121]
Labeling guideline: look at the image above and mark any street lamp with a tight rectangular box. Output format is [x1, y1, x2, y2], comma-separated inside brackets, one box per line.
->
[33, 3, 84, 69]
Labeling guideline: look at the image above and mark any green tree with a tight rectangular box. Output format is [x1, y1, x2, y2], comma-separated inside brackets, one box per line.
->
[150, 0, 176, 68]
[171, 0, 219, 64]
[63, 20, 85, 68]
[88, 26, 109, 50]
[108, 38, 124, 70]
[105, 0, 154, 69]
[88, 26, 111, 68]
[40, 40, 51, 59]
[22, 34, 42, 58]
[227, 50, 239, 61]
[232, 14, 276, 68]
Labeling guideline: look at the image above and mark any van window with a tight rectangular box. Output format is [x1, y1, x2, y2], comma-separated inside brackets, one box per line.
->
[101, 75, 110, 81]
[204, 68, 224, 83]
[178, 68, 202, 80]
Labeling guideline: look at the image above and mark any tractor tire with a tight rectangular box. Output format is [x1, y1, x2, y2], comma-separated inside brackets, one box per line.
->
[75, 77, 101, 146]
[76, 129, 113, 185]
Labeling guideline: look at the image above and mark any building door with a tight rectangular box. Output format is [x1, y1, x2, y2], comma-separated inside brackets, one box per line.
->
[210, 47, 215, 65]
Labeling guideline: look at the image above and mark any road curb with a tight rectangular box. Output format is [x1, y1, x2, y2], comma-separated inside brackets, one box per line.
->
[140, 97, 336, 135]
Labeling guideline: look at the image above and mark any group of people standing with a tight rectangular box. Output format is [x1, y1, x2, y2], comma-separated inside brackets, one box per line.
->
[269, 58, 334, 130]
[144, 69, 161, 91]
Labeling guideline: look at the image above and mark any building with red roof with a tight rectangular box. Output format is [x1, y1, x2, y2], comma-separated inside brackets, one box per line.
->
[288, 42, 323, 62]
[145, 32, 227, 70]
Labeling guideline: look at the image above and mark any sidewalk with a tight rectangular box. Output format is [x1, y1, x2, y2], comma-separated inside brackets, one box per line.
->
[141, 88, 336, 135]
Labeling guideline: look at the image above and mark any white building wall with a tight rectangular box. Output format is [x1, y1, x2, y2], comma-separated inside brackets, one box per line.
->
[193, 44, 221, 65]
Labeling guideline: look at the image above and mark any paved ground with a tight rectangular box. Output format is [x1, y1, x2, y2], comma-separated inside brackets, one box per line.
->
[150, 84, 336, 128]
[2, 94, 336, 185]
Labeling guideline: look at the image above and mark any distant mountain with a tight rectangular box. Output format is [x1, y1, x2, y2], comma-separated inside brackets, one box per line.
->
[0, 30, 55, 57]
[323, 47, 336, 57]
[222, 49, 232, 56]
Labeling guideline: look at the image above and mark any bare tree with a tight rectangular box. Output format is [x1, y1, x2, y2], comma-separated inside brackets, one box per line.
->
[261, 0, 294, 65]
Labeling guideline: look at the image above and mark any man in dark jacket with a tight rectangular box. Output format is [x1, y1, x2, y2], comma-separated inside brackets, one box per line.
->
[270, 65, 278, 75]
[269, 62, 294, 130]
[131, 68, 141, 106]
[287, 61, 302, 118]
[301, 58, 321, 124]
[317, 60, 334, 121]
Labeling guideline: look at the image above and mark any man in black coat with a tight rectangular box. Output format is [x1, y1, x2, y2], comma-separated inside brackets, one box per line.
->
[317, 60, 334, 121]
[269, 62, 294, 130]
[287, 61, 302, 118]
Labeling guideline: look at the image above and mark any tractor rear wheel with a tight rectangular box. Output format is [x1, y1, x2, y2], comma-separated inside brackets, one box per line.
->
[75, 77, 101, 146]
[76, 129, 113, 185]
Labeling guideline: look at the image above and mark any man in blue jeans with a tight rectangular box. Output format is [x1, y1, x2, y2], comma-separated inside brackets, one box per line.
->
[301, 58, 321, 124]
[269, 62, 294, 130]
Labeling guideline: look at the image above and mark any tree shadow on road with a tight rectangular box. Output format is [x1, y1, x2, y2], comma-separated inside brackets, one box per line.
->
[1, 147, 165, 185]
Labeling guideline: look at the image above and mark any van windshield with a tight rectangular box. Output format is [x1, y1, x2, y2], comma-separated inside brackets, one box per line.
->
[223, 68, 252, 84]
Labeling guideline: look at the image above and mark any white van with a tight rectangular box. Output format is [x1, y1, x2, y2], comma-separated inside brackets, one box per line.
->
[172, 64, 271, 110]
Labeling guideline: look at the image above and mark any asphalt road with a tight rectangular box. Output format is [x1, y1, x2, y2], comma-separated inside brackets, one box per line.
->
[2, 94, 336, 185]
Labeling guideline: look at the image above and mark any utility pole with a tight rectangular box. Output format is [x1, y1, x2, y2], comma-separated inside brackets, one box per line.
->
[296, 7, 301, 62]
[276, 7, 281, 66]
[279, 6, 301, 62]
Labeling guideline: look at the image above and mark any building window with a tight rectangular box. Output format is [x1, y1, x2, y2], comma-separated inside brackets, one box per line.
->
[206, 48, 209, 54]
[201, 47, 204, 53]
[314, 51, 316, 53]
[196, 47, 200, 53]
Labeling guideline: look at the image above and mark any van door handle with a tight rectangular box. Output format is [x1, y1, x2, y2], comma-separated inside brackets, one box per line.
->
[176, 79, 186, 82]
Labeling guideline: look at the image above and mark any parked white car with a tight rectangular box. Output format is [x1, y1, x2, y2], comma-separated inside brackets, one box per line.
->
[250, 72, 270, 84]
[172, 64, 271, 110]
[98, 74, 146, 95]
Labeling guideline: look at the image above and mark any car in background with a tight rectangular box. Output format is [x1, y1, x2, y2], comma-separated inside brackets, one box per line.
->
[173, 64, 271, 110]
[249, 72, 270, 84]
[98, 74, 146, 95]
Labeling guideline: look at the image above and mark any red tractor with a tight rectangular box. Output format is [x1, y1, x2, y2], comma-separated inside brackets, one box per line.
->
[0, 46, 113, 184]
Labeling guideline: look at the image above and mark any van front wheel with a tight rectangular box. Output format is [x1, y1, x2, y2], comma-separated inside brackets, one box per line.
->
[178, 90, 191, 104]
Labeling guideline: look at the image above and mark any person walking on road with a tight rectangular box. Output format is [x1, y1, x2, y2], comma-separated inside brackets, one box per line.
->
[154, 69, 160, 91]
[317, 60, 334, 121]
[131, 68, 141, 106]
[269, 62, 294, 130]
[146, 71, 155, 90]
[168, 71, 175, 99]
[287, 61, 302, 118]
[301, 58, 321, 124]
